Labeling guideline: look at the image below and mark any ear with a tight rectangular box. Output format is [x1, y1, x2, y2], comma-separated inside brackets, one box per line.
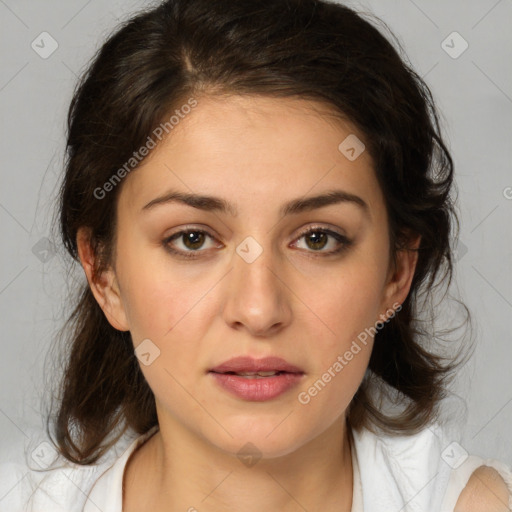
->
[381, 234, 421, 314]
[76, 227, 130, 332]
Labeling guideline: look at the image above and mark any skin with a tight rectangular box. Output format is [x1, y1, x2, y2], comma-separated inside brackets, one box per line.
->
[455, 466, 510, 511]
[77, 95, 420, 512]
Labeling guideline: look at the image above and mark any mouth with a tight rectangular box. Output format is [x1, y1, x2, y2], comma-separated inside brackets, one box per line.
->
[209, 355, 304, 376]
[210, 370, 298, 378]
[208, 356, 305, 401]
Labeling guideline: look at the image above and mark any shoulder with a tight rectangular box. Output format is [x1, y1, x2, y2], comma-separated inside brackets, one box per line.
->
[351, 422, 512, 511]
[0, 460, 103, 512]
[454, 465, 511, 512]
[0, 426, 149, 511]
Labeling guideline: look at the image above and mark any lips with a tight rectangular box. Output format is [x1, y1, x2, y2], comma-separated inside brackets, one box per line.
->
[208, 357, 304, 402]
[208, 356, 304, 401]
[209, 356, 304, 376]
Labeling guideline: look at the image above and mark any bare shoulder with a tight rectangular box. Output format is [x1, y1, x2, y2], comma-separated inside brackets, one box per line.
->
[454, 465, 511, 512]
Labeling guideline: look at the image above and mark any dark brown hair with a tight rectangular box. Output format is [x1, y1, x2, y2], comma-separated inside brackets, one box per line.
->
[49, 0, 471, 464]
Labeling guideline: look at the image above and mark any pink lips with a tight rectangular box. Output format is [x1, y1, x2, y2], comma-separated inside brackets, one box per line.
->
[209, 356, 305, 401]
[210, 356, 303, 374]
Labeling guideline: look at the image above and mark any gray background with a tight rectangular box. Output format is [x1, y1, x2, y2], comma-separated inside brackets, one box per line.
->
[1, 0, 511, 470]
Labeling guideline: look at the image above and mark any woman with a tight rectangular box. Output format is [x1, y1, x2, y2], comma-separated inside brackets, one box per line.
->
[1, 0, 511, 510]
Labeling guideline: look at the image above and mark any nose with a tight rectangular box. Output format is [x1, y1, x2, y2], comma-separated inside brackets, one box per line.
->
[221, 242, 292, 337]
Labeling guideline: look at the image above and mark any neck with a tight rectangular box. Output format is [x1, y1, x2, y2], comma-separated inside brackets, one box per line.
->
[124, 416, 353, 512]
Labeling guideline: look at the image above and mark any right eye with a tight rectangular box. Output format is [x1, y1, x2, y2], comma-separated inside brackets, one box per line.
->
[163, 228, 222, 259]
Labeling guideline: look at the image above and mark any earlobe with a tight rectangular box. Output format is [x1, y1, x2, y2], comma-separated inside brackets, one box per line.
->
[76, 228, 130, 332]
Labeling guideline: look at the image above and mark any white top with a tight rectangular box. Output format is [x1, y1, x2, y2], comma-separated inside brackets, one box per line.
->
[1, 422, 511, 511]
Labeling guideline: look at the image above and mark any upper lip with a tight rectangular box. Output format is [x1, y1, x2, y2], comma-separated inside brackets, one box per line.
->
[209, 356, 304, 374]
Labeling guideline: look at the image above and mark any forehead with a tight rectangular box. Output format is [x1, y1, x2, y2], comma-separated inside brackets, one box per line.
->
[119, 94, 383, 215]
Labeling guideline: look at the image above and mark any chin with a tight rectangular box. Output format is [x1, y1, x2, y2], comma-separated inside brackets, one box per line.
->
[204, 418, 314, 461]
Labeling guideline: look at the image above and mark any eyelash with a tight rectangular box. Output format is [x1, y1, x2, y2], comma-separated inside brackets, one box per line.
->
[162, 226, 353, 260]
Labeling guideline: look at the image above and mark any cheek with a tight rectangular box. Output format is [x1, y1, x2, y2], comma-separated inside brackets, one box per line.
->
[304, 262, 387, 342]
[115, 240, 215, 341]
[306, 279, 376, 383]
[296, 278, 377, 421]
[293, 246, 388, 401]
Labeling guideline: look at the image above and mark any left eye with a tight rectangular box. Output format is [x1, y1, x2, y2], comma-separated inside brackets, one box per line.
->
[292, 228, 349, 254]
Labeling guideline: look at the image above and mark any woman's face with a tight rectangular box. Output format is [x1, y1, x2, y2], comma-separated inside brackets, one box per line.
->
[84, 95, 416, 458]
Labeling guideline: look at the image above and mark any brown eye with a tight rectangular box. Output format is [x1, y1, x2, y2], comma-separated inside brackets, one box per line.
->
[304, 231, 329, 250]
[292, 227, 352, 256]
[182, 231, 206, 250]
[163, 229, 220, 258]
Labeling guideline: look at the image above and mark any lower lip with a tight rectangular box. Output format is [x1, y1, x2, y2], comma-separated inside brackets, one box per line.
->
[209, 372, 304, 401]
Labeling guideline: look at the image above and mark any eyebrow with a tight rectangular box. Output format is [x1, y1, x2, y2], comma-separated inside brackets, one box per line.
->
[142, 189, 369, 217]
